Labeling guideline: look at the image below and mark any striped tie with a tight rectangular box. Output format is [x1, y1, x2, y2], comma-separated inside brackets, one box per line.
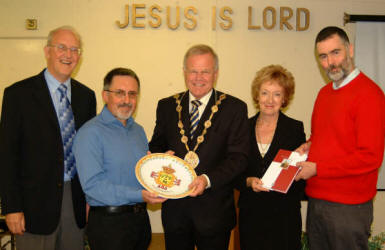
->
[190, 100, 202, 139]
[57, 84, 77, 179]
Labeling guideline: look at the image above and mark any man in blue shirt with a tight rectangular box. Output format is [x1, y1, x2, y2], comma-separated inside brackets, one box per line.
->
[73, 67, 166, 250]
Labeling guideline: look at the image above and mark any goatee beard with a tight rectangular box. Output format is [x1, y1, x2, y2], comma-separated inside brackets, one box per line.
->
[325, 56, 353, 83]
[327, 66, 349, 82]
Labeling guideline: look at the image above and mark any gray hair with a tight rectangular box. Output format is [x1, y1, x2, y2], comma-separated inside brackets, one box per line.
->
[47, 25, 82, 49]
[183, 44, 219, 71]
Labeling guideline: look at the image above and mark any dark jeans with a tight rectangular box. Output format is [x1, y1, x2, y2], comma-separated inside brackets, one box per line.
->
[307, 198, 373, 250]
[87, 207, 151, 250]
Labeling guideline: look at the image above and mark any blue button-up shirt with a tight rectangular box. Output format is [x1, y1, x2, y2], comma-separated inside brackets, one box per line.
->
[44, 68, 73, 182]
[73, 106, 148, 206]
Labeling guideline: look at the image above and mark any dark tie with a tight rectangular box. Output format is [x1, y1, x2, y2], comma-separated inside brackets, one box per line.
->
[190, 100, 202, 139]
[57, 84, 76, 179]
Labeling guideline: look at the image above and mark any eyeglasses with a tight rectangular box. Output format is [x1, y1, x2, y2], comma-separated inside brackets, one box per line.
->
[48, 44, 82, 56]
[105, 89, 138, 99]
[186, 69, 214, 77]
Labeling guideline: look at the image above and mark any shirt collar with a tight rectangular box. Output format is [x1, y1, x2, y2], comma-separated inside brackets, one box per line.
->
[189, 89, 213, 106]
[333, 68, 360, 90]
[100, 105, 134, 128]
[44, 68, 71, 95]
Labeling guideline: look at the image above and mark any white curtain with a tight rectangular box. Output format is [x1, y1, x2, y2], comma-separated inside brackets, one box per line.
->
[355, 22, 385, 189]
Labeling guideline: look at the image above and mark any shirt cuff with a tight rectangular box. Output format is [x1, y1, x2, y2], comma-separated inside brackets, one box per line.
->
[202, 174, 211, 189]
[131, 189, 145, 203]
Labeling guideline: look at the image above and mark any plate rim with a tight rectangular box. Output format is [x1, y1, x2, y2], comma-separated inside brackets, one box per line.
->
[135, 153, 197, 199]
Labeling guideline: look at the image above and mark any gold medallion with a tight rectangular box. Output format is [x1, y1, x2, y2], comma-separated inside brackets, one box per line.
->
[204, 120, 212, 128]
[174, 91, 226, 167]
[184, 151, 200, 168]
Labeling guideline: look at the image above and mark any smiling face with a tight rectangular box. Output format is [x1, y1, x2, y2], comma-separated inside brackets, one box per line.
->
[184, 53, 218, 100]
[258, 80, 285, 117]
[44, 29, 81, 83]
[102, 75, 139, 125]
[316, 34, 354, 86]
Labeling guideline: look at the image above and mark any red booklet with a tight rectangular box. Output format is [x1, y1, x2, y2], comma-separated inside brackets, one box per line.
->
[261, 149, 307, 193]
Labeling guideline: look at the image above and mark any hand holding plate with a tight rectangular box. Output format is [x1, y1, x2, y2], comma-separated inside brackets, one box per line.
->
[165, 150, 175, 155]
[188, 175, 208, 197]
[142, 190, 167, 204]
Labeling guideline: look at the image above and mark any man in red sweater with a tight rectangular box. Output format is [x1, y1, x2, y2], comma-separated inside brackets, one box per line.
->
[295, 26, 385, 250]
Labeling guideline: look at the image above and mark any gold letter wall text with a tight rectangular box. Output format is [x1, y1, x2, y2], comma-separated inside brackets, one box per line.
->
[248, 6, 310, 31]
[116, 4, 310, 31]
[116, 4, 198, 29]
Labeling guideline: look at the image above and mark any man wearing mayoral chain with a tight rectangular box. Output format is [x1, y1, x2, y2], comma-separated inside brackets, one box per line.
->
[149, 44, 249, 250]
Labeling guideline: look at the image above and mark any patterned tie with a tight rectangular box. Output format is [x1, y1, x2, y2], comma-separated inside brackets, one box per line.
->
[190, 100, 202, 139]
[57, 84, 76, 179]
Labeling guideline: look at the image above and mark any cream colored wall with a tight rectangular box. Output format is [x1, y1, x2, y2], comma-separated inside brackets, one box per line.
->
[0, 0, 384, 234]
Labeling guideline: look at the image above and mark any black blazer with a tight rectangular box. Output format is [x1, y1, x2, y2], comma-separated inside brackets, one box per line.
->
[149, 90, 249, 235]
[237, 112, 306, 250]
[238, 111, 306, 209]
[0, 69, 96, 234]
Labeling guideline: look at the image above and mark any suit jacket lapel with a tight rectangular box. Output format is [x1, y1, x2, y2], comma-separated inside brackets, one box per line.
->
[179, 91, 191, 142]
[250, 114, 263, 161]
[71, 80, 82, 130]
[31, 70, 61, 132]
[198, 90, 215, 128]
[264, 111, 285, 160]
[252, 111, 285, 162]
[250, 112, 266, 162]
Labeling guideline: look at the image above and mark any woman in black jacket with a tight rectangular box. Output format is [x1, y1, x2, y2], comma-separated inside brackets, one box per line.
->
[238, 65, 306, 250]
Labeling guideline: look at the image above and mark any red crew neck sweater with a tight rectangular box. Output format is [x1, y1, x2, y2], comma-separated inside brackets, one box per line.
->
[306, 72, 385, 204]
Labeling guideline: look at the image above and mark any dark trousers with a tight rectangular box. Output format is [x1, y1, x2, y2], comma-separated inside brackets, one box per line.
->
[87, 208, 151, 250]
[307, 198, 373, 250]
[15, 182, 84, 250]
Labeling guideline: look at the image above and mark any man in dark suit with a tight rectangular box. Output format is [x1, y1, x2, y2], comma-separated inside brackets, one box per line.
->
[0, 26, 96, 250]
[149, 44, 249, 250]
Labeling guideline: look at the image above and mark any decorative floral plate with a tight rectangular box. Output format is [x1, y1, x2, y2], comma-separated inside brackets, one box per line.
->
[135, 153, 197, 199]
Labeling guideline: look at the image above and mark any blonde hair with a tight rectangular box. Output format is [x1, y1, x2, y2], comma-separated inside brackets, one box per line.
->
[183, 44, 218, 70]
[251, 64, 295, 108]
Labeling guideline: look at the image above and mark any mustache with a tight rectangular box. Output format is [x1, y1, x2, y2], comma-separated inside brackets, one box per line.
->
[118, 103, 133, 108]
[328, 64, 339, 71]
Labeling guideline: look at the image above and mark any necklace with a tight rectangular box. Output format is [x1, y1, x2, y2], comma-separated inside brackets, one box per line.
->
[174, 90, 226, 168]
[257, 142, 270, 158]
[255, 118, 276, 158]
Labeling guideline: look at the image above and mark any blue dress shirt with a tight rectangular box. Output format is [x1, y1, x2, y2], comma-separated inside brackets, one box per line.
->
[44, 68, 73, 182]
[73, 106, 148, 206]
